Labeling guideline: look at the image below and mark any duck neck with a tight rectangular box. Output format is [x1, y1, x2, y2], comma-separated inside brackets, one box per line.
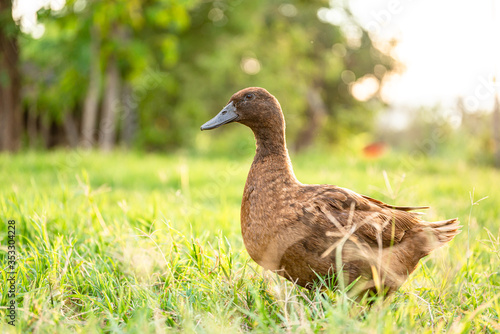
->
[251, 126, 298, 184]
[254, 126, 287, 157]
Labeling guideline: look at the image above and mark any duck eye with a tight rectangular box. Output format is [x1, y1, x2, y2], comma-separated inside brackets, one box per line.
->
[245, 93, 254, 100]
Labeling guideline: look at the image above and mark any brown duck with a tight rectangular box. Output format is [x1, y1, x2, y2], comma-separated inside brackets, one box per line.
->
[201, 87, 460, 297]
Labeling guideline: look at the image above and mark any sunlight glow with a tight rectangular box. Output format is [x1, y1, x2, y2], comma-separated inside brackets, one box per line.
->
[13, 0, 66, 38]
[351, 75, 380, 101]
[349, 0, 500, 109]
[241, 57, 261, 75]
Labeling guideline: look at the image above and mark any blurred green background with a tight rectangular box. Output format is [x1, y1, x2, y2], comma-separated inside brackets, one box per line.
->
[2, 0, 496, 162]
[1, 0, 396, 153]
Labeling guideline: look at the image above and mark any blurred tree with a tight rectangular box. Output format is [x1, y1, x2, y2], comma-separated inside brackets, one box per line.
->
[139, 0, 397, 151]
[23, 0, 195, 150]
[81, 24, 101, 149]
[0, 0, 21, 151]
[16, 0, 396, 151]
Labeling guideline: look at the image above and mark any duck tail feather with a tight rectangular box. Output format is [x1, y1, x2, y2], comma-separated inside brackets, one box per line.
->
[427, 218, 461, 245]
[392, 205, 430, 211]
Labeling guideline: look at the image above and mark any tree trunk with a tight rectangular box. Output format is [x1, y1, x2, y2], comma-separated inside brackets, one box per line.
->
[120, 82, 136, 147]
[493, 93, 500, 168]
[40, 116, 50, 149]
[80, 25, 101, 149]
[27, 105, 38, 148]
[0, 0, 22, 152]
[294, 87, 327, 152]
[98, 53, 121, 151]
[63, 111, 79, 148]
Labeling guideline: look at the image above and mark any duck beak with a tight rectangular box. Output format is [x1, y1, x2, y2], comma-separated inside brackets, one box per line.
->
[200, 102, 239, 130]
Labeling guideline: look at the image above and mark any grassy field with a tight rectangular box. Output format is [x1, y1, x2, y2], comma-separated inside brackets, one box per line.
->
[1, 141, 499, 333]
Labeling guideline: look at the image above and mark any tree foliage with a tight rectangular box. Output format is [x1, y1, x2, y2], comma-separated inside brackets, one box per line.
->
[13, 0, 397, 151]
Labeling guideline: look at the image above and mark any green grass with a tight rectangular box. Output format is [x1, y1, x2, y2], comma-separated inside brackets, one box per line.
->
[1, 143, 499, 333]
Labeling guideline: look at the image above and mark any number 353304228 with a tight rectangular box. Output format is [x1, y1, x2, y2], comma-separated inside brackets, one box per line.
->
[8, 219, 16, 253]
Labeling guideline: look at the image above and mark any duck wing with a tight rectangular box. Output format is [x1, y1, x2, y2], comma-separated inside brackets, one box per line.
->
[274, 185, 426, 289]
[361, 194, 429, 212]
[298, 186, 426, 247]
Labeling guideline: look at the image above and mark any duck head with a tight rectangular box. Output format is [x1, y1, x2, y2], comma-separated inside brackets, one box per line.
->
[200, 87, 285, 132]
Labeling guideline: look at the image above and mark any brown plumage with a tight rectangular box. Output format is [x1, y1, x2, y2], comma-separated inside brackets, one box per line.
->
[201, 87, 460, 297]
